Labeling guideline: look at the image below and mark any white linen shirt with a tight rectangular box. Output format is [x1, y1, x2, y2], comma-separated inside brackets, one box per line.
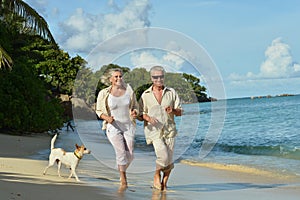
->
[140, 85, 182, 144]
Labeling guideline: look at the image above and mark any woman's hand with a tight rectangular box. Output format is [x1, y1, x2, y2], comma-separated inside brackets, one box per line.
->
[106, 116, 114, 123]
[101, 114, 114, 123]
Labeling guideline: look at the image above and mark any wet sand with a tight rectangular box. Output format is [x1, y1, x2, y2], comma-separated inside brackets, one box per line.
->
[0, 133, 299, 200]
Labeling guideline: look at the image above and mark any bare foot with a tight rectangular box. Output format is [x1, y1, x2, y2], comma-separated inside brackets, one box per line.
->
[153, 172, 162, 190]
[118, 184, 127, 194]
[120, 178, 127, 187]
[120, 171, 128, 187]
[161, 170, 171, 191]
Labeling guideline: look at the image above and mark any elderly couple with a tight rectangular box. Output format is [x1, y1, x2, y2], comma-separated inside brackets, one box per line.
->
[96, 66, 182, 191]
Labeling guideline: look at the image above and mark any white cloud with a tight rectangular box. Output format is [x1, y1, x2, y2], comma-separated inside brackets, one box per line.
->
[87, 36, 191, 71]
[294, 63, 300, 73]
[226, 38, 300, 97]
[164, 41, 197, 64]
[130, 51, 160, 68]
[59, 0, 152, 55]
[260, 37, 295, 78]
[24, 0, 48, 17]
[130, 51, 183, 72]
[163, 53, 185, 67]
[60, 9, 96, 51]
[229, 37, 300, 81]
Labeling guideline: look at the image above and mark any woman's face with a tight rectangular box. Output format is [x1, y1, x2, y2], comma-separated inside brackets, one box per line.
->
[110, 71, 123, 86]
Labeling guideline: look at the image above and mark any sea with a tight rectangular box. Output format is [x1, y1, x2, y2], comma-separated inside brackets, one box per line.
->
[183, 94, 300, 177]
[32, 94, 300, 184]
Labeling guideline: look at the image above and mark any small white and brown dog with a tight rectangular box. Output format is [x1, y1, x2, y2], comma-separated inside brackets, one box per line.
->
[43, 134, 91, 182]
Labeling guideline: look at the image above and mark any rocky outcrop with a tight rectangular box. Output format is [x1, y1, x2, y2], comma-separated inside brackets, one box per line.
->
[71, 97, 97, 120]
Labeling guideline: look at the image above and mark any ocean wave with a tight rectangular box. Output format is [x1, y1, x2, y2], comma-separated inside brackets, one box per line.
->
[214, 143, 300, 160]
[179, 138, 300, 161]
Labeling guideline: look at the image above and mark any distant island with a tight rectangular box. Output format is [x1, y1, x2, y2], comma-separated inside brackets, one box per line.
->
[250, 94, 295, 99]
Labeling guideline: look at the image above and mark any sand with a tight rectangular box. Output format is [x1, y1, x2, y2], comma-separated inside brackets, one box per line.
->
[0, 133, 299, 200]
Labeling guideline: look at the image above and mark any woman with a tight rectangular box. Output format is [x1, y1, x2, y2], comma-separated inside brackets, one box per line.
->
[96, 68, 139, 187]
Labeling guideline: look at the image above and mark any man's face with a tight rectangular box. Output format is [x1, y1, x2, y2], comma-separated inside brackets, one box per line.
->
[151, 70, 165, 87]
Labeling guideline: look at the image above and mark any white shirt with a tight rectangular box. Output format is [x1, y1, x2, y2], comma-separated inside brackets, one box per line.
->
[107, 89, 131, 132]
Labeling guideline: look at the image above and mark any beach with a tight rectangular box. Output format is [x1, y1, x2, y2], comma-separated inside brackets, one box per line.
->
[0, 133, 299, 200]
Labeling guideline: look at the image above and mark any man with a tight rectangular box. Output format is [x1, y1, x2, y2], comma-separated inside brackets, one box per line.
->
[139, 66, 182, 191]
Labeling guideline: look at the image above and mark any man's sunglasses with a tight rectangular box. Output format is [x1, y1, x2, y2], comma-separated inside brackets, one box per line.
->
[152, 75, 164, 79]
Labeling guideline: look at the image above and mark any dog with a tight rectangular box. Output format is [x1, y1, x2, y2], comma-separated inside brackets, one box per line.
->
[43, 134, 91, 182]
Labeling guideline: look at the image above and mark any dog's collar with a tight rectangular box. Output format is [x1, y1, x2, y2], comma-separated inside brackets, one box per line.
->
[74, 151, 82, 160]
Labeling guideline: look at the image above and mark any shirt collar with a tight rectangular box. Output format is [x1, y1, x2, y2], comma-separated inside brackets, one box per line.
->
[145, 85, 170, 93]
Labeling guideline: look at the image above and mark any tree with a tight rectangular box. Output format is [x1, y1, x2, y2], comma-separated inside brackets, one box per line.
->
[74, 66, 210, 107]
[0, 57, 64, 132]
[36, 49, 86, 95]
[165, 73, 198, 103]
[0, 14, 88, 133]
[0, 0, 56, 69]
[123, 67, 150, 91]
[182, 73, 209, 102]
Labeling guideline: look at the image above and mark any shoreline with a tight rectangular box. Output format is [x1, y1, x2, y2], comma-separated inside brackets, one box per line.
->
[180, 160, 300, 183]
[1, 133, 300, 200]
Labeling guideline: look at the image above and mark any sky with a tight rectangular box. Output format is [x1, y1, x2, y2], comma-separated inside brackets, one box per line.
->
[24, 0, 300, 99]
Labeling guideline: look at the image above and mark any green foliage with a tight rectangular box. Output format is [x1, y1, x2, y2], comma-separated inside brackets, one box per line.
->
[124, 69, 207, 103]
[0, 20, 13, 69]
[0, 64, 63, 132]
[0, 1, 210, 134]
[123, 68, 151, 90]
[165, 73, 198, 103]
[36, 49, 85, 95]
[0, 0, 57, 70]
[135, 83, 153, 101]
[73, 66, 97, 105]
[91, 66, 208, 104]
[0, 20, 84, 133]
[74, 64, 131, 105]
[0, 45, 12, 69]
[182, 73, 209, 102]
[0, 0, 56, 44]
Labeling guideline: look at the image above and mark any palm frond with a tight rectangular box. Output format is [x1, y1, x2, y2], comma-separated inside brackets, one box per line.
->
[0, 45, 13, 70]
[0, 0, 57, 70]
[2, 0, 56, 44]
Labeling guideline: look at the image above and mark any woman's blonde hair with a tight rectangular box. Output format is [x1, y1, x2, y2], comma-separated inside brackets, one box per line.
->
[100, 68, 124, 86]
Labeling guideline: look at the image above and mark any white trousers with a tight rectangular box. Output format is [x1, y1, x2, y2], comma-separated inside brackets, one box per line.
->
[152, 137, 175, 172]
[106, 123, 135, 172]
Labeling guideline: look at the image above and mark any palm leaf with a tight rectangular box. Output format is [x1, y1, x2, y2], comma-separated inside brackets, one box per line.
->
[6, 0, 56, 44]
[0, 45, 13, 69]
[11, 0, 55, 43]
[0, 0, 57, 70]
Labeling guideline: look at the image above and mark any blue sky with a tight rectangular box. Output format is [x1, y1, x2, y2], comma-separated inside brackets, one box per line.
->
[24, 0, 300, 99]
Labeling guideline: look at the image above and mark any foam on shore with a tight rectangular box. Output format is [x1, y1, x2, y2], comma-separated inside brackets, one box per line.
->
[180, 159, 295, 180]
